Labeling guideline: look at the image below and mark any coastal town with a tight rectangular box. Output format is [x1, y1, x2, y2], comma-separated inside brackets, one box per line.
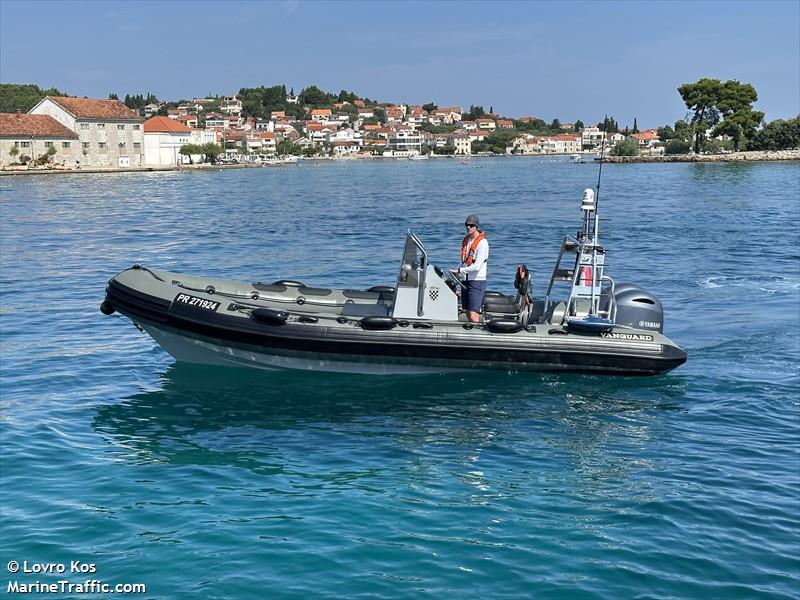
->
[0, 85, 796, 173]
[0, 91, 668, 171]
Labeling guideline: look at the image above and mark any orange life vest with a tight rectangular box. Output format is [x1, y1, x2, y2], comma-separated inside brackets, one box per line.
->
[461, 232, 487, 266]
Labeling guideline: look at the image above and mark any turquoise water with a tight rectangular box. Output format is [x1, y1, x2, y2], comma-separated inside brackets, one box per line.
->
[1, 158, 798, 598]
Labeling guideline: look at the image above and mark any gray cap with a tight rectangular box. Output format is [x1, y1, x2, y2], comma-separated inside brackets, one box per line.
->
[465, 214, 480, 226]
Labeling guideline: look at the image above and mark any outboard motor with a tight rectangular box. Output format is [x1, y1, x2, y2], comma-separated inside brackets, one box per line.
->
[613, 283, 664, 333]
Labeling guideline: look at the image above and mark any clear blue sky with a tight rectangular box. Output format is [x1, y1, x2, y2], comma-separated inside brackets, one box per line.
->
[1, 0, 798, 128]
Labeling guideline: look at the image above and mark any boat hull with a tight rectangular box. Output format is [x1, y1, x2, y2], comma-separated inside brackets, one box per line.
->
[104, 268, 687, 376]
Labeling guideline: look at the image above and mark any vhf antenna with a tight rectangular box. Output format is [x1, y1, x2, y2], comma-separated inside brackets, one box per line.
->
[592, 119, 607, 244]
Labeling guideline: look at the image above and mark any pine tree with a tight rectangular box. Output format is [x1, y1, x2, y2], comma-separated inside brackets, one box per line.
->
[633, 118, 639, 133]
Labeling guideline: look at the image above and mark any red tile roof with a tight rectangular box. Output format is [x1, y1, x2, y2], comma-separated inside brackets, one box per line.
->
[143, 116, 192, 133]
[0, 113, 78, 138]
[46, 96, 142, 120]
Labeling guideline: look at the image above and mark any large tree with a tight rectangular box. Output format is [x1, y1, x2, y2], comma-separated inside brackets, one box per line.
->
[711, 80, 764, 150]
[678, 78, 723, 153]
[678, 78, 764, 152]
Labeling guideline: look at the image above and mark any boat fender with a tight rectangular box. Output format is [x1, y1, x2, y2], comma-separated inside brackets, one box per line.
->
[336, 317, 349, 324]
[360, 316, 397, 330]
[463, 323, 474, 330]
[205, 285, 216, 295]
[274, 280, 305, 287]
[297, 297, 306, 305]
[100, 301, 115, 315]
[299, 315, 319, 324]
[486, 319, 524, 334]
[251, 292, 259, 300]
[368, 286, 395, 294]
[251, 308, 288, 325]
[413, 322, 433, 329]
[397, 320, 409, 327]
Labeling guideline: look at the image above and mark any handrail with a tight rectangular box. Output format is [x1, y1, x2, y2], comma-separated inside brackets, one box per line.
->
[407, 230, 428, 317]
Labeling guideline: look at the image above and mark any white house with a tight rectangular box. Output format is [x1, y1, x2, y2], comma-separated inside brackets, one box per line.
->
[220, 96, 242, 116]
[143, 116, 192, 166]
[449, 132, 472, 155]
[581, 125, 605, 148]
[386, 129, 423, 156]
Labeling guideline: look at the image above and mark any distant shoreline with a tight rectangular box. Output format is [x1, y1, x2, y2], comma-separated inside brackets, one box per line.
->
[1, 149, 798, 176]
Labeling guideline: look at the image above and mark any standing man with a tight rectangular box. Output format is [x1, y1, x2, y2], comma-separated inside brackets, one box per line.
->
[452, 214, 489, 323]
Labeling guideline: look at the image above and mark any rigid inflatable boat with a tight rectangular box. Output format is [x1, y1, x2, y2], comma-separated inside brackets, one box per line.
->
[102, 189, 687, 375]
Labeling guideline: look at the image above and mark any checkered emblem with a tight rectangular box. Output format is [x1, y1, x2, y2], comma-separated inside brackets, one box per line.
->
[429, 288, 439, 301]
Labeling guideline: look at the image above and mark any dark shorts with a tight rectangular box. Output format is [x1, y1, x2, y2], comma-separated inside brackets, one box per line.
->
[461, 279, 486, 313]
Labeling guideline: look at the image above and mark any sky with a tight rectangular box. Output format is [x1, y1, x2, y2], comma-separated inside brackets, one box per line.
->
[1, 0, 798, 128]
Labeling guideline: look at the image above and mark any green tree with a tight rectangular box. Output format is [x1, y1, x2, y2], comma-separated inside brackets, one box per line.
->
[749, 116, 800, 150]
[574, 119, 584, 132]
[9, 146, 19, 162]
[632, 117, 639, 134]
[513, 118, 548, 134]
[674, 119, 693, 141]
[711, 80, 764, 150]
[200, 143, 223, 163]
[0, 83, 68, 112]
[657, 125, 675, 141]
[665, 139, 691, 155]
[678, 78, 723, 153]
[179, 143, 201, 164]
[610, 139, 639, 156]
[599, 116, 619, 133]
[464, 105, 485, 121]
[419, 122, 455, 134]
[422, 102, 437, 112]
[276, 140, 302, 156]
[374, 107, 386, 124]
[299, 85, 332, 106]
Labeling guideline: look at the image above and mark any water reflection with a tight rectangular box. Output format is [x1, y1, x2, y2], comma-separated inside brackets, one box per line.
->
[93, 364, 685, 497]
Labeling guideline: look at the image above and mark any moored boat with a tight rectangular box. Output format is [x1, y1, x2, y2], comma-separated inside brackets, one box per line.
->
[101, 188, 687, 376]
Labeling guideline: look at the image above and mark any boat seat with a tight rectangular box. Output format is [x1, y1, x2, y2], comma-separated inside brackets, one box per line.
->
[483, 264, 532, 319]
[341, 303, 390, 317]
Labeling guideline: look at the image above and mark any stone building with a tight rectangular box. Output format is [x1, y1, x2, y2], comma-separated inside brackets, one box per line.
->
[29, 96, 145, 167]
[0, 112, 80, 168]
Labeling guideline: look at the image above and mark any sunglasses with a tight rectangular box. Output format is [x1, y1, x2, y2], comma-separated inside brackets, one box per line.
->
[464, 223, 476, 228]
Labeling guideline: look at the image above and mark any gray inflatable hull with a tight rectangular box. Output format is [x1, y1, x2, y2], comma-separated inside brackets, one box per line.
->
[103, 266, 687, 376]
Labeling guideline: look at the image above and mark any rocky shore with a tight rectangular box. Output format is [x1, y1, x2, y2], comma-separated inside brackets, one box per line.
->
[602, 149, 800, 163]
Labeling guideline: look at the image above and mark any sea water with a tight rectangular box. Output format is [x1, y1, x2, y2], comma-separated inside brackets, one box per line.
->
[1, 158, 798, 598]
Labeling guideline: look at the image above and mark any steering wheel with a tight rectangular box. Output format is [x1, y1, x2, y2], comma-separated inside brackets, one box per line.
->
[434, 265, 465, 291]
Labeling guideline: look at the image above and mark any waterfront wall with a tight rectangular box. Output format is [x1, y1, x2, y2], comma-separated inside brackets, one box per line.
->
[602, 149, 800, 163]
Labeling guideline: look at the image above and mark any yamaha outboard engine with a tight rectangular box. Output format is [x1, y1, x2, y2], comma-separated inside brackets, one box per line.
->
[613, 283, 664, 333]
